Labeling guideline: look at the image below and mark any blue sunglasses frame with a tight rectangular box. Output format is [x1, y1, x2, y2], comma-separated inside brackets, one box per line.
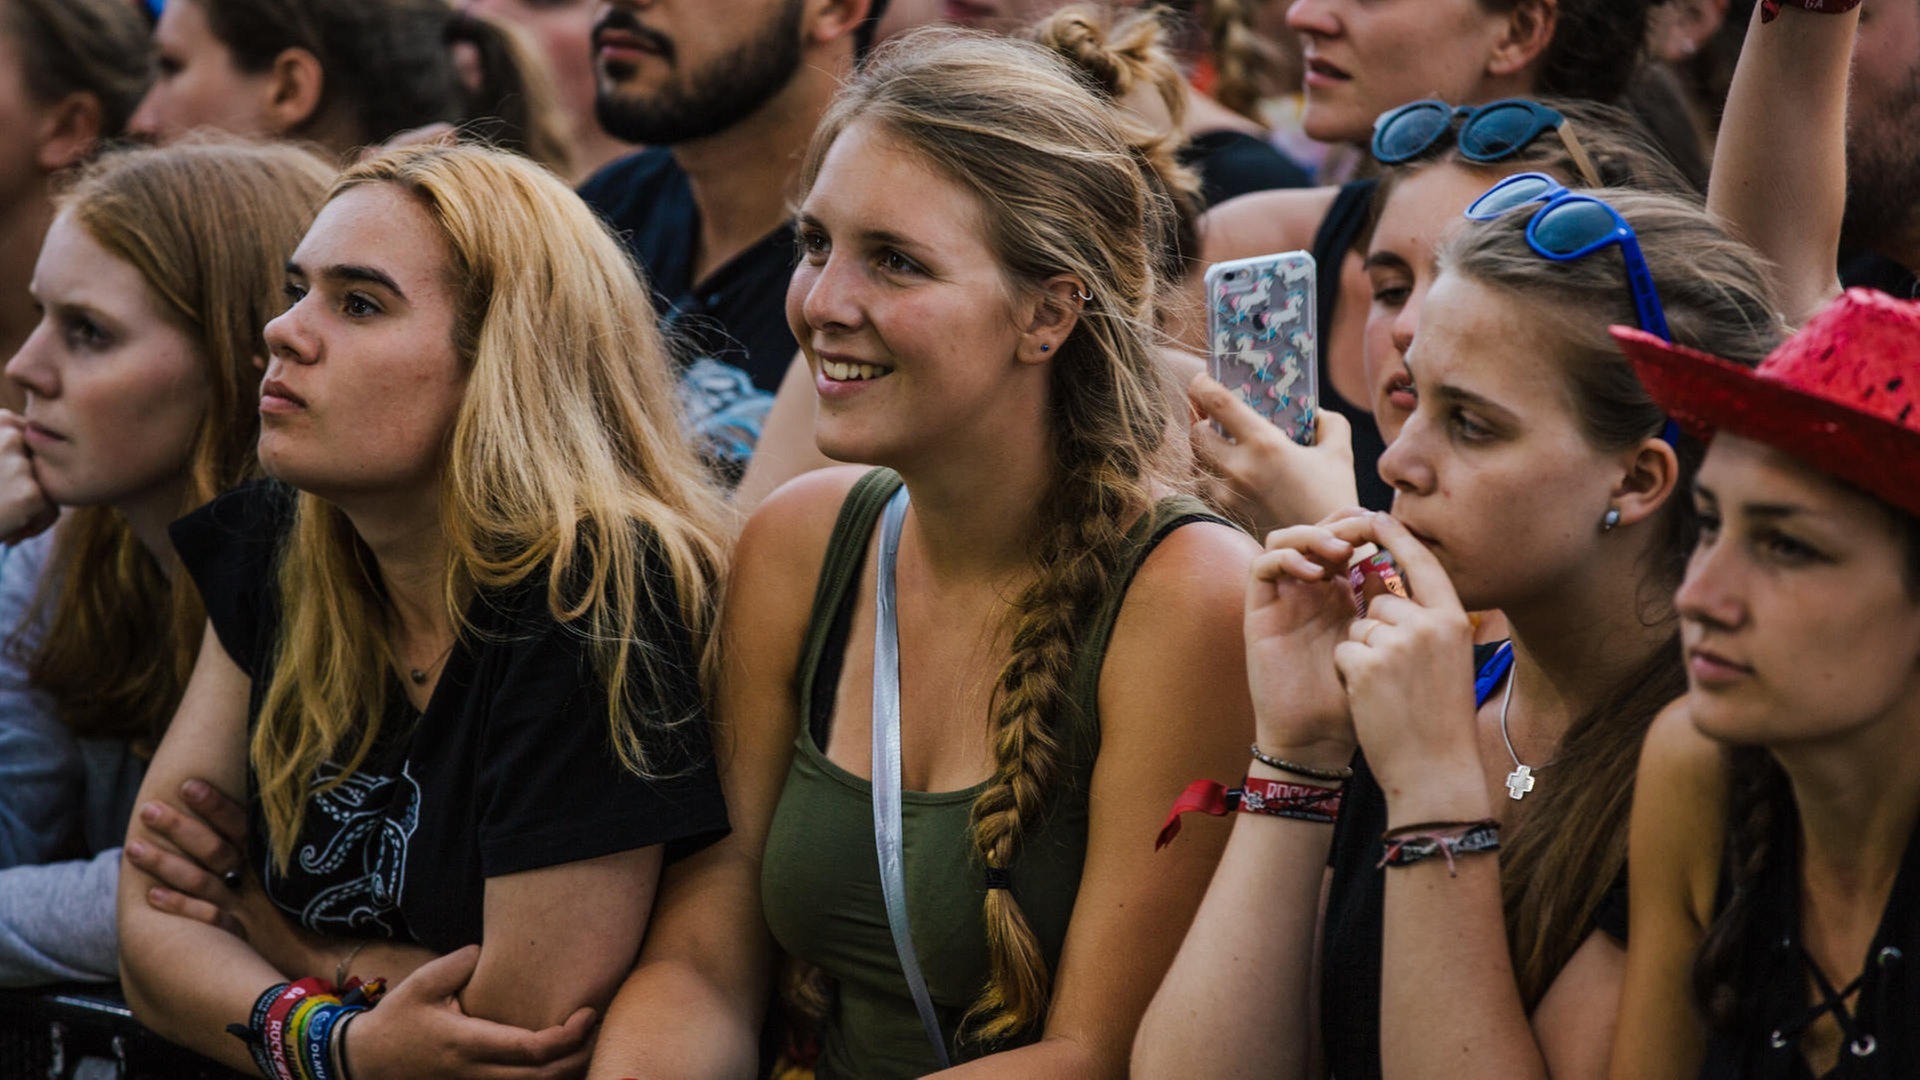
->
[1466, 172, 1673, 341]
[1466, 172, 1681, 444]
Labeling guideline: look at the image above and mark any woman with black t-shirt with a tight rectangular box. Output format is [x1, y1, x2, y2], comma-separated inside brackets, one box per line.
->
[115, 143, 732, 1079]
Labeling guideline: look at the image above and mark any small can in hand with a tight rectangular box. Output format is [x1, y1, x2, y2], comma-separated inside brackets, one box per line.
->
[1349, 548, 1410, 617]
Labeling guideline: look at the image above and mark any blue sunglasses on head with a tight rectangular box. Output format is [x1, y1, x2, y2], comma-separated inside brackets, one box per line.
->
[1465, 172, 1681, 443]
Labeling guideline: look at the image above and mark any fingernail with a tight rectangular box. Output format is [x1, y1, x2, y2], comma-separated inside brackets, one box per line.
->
[183, 779, 208, 800]
[140, 803, 162, 823]
[149, 886, 170, 901]
[127, 840, 147, 858]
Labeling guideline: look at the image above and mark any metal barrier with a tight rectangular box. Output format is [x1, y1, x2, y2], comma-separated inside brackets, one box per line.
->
[0, 985, 249, 1080]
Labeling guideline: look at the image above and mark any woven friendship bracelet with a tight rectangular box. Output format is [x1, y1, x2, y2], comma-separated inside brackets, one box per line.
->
[1376, 819, 1501, 876]
[1156, 776, 1345, 849]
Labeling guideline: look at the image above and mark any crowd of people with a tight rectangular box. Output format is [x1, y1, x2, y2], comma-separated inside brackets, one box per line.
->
[0, 0, 1915, 1077]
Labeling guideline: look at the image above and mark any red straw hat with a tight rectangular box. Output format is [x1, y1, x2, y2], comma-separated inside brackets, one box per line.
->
[1610, 288, 1920, 519]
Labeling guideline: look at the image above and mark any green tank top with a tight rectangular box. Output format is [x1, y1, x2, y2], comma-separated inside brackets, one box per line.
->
[759, 469, 1221, 1078]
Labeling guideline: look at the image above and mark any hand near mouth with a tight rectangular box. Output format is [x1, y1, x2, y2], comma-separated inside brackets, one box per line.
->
[0, 411, 57, 544]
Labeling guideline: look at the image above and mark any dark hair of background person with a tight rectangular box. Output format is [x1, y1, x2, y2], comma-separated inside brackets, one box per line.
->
[193, 0, 568, 167]
[1693, 506, 1920, 1029]
[855, 0, 893, 58]
[3, 0, 153, 139]
[1443, 188, 1784, 1008]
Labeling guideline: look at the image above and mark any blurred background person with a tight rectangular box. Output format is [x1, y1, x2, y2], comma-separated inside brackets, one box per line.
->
[581, 0, 882, 482]
[128, 0, 572, 174]
[467, 0, 641, 182]
[0, 0, 151, 413]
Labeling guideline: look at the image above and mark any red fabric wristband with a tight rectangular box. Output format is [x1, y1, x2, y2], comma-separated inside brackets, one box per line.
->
[1157, 776, 1344, 849]
[263, 978, 332, 1080]
[1759, 0, 1862, 22]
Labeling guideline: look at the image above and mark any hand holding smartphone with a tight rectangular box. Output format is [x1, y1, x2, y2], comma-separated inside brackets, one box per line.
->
[1205, 250, 1318, 446]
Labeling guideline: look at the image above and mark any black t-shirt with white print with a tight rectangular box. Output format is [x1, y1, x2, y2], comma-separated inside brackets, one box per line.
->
[171, 480, 730, 954]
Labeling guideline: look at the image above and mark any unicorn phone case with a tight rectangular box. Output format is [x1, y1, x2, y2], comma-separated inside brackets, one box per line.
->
[1205, 249, 1318, 446]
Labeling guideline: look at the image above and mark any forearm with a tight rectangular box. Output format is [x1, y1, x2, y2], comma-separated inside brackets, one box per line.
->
[932, 1033, 1110, 1079]
[1379, 857, 1544, 1078]
[1134, 789, 1332, 1080]
[118, 879, 286, 1073]
[586, 956, 763, 1080]
[0, 849, 123, 987]
[1707, 5, 1860, 324]
[1378, 774, 1542, 1079]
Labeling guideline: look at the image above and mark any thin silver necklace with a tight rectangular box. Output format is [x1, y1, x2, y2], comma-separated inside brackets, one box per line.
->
[1499, 670, 1539, 800]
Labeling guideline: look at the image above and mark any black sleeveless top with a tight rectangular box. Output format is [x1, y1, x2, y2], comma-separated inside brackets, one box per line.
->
[1309, 178, 1393, 512]
[1318, 643, 1628, 1078]
[1698, 803, 1920, 1079]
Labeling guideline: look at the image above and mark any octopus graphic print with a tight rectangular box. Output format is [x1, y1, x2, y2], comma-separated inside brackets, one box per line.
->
[263, 762, 422, 937]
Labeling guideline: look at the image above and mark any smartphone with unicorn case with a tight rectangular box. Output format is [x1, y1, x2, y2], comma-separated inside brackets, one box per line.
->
[1205, 249, 1318, 446]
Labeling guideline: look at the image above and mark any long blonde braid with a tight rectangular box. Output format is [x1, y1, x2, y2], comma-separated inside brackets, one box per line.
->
[799, 27, 1188, 1040]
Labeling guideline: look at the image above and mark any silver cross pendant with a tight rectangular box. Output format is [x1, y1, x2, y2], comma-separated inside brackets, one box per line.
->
[1505, 765, 1537, 800]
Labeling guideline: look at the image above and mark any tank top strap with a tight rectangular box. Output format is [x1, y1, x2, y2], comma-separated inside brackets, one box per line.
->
[1310, 177, 1380, 337]
[1064, 496, 1232, 753]
[796, 468, 905, 717]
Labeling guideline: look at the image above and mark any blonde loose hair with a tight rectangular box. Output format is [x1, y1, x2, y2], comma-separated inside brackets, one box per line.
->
[253, 144, 732, 870]
[799, 28, 1190, 1042]
[26, 141, 333, 751]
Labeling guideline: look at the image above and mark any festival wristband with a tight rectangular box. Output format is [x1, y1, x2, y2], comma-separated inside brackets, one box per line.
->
[1156, 776, 1344, 848]
[1376, 819, 1501, 876]
[263, 979, 331, 1080]
[1759, 0, 1862, 22]
[228, 982, 290, 1079]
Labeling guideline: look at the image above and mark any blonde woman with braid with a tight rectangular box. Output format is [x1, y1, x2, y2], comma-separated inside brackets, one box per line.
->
[590, 28, 1255, 1080]
[115, 143, 731, 1079]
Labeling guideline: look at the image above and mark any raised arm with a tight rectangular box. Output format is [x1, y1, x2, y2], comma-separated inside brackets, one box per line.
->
[587, 467, 855, 1080]
[1707, 5, 1861, 324]
[1134, 516, 1368, 1079]
[1608, 697, 1727, 1080]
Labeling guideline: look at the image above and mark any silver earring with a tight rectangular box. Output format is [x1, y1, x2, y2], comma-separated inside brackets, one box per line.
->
[1075, 287, 1093, 303]
[1601, 507, 1622, 532]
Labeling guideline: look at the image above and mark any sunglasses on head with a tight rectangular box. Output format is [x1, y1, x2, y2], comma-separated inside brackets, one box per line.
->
[1372, 98, 1602, 188]
[1466, 172, 1682, 444]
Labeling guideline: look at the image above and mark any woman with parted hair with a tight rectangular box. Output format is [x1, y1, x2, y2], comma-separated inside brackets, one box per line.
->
[1137, 184, 1783, 1077]
[0, 140, 331, 987]
[0, 0, 151, 410]
[115, 143, 732, 1079]
[589, 28, 1255, 1080]
[128, 0, 571, 172]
